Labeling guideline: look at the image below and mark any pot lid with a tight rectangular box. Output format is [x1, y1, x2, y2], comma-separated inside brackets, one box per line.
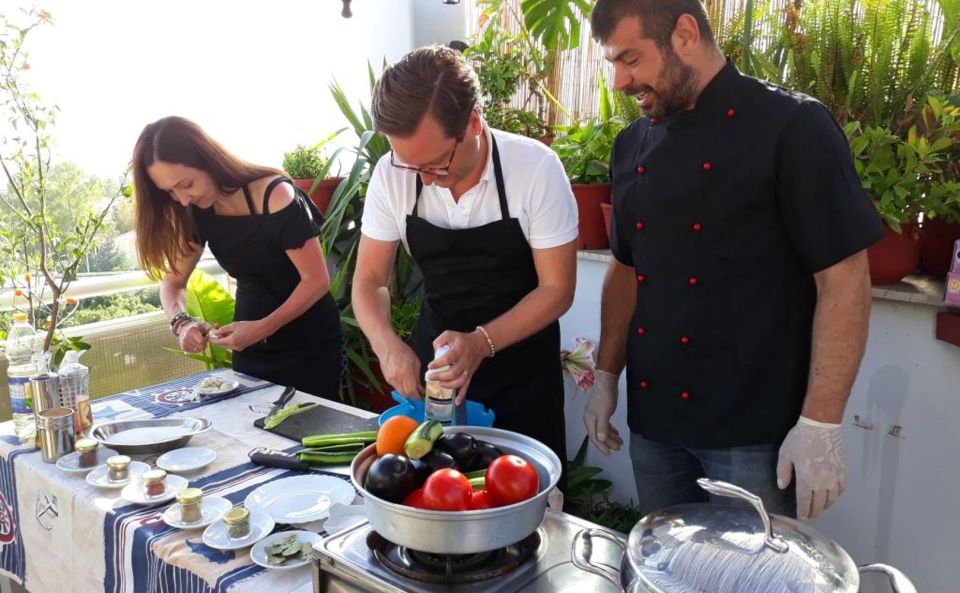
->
[626, 479, 859, 593]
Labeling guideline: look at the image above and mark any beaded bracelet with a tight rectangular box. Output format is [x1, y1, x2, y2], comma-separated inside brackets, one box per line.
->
[170, 311, 191, 336]
[475, 325, 496, 358]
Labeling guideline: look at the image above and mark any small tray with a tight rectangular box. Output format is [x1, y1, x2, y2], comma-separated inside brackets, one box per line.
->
[86, 417, 212, 455]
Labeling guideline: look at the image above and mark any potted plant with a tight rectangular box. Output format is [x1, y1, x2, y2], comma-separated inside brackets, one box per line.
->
[320, 70, 423, 411]
[918, 96, 960, 277]
[550, 74, 640, 250]
[466, 8, 549, 141]
[282, 130, 346, 215]
[845, 97, 959, 285]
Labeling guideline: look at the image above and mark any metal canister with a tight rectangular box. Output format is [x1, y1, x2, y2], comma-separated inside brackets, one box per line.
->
[29, 371, 62, 415]
[36, 407, 75, 463]
[222, 507, 251, 539]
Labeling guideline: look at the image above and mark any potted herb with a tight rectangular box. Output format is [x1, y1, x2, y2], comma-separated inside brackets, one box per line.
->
[846, 97, 960, 284]
[282, 130, 345, 215]
[918, 96, 960, 277]
[466, 10, 549, 142]
[551, 75, 639, 250]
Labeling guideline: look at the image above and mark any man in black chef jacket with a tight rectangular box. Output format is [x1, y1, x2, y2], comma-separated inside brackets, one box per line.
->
[352, 46, 578, 474]
[584, 0, 884, 519]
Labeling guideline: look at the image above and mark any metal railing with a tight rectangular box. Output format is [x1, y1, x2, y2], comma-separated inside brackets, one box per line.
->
[0, 260, 229, 420]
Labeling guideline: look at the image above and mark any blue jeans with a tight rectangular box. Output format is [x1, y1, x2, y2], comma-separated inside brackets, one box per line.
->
[629, 432, 796, 518]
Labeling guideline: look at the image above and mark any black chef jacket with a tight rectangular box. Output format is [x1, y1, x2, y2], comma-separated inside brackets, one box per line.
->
[609, 59, 884, 448]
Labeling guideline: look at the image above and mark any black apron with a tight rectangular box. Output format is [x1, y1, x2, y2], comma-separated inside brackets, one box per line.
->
[406, 136, 567, 480]
[204, 179, 342, 399]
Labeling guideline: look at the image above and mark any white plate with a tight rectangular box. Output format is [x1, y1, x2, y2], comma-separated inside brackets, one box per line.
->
[121, 474, 188, 506]
[156, 447, 217, 472]
[202, 510, 275, 550]
[85, 461, 151, 489]
[161, 496, 232, 529]
[56, 447, 119, 474]
[244, 475, 355, 524]
[250, 530, 321, 570]
[195, 378, 240, 396]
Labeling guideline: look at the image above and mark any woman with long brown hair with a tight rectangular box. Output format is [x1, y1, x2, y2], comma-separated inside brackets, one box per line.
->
[132, 116, 342, 398]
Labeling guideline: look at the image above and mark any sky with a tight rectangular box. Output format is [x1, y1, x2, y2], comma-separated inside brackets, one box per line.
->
[4, 0, 406, 179]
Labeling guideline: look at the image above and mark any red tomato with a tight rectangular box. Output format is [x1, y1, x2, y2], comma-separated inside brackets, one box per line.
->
[402, 488, 428, 509]
[469, 489, 495, 510]
[422, 468, 472, 511]
[486, 455, 539, 506]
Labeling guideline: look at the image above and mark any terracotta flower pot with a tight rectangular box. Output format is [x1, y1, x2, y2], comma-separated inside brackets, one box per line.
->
[600, 202, 613, 242]
[867, 221, 921, 285]
[920, 218, 960, 278]
[293, 177, 343, 215]
[572, 183, 612, 250]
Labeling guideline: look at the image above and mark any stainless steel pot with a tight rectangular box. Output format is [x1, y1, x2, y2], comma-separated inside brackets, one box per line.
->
[572, 479, 917, 593]
[350, 425, 561, 555]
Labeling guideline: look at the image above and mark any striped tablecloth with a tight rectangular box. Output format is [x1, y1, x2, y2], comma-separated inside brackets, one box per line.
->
[0, 369, 371, 593]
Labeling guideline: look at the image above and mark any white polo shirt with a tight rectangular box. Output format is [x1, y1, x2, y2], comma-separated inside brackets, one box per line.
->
[361, 128, 578, 253]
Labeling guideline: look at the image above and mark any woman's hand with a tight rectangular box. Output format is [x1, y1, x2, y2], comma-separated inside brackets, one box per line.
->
[177, 320, 211, 353]
[209, 320, 270, 352]
[380, 339, 423, 399]
[427, 330, 490, 403]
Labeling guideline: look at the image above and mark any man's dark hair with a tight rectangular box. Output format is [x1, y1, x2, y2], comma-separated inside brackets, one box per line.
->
[372, 45, 480, 139]
[591, 0, 715, 48]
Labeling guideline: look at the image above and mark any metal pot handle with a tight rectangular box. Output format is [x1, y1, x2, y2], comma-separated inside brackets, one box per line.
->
[696, 478, 789, 553]
[858, 564, 918, 593]
[571, 528, 627, 593]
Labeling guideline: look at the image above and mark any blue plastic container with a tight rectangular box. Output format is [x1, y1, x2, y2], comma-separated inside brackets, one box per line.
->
[377, 391, 496, 427]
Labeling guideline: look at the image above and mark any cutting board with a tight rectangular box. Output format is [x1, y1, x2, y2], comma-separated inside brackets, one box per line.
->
[256, 402, 379, 444]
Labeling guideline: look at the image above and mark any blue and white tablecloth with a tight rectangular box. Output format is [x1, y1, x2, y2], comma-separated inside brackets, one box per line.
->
[0, 369, 368, 593]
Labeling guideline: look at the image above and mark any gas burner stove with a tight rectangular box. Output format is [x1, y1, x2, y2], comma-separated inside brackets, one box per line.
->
[367, 530, 540, 585]
[312, 509, 627, 593]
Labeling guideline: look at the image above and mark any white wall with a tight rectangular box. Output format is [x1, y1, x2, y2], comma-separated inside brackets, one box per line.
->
[562, 255, 960, 593]
[412, 0, 470, 48]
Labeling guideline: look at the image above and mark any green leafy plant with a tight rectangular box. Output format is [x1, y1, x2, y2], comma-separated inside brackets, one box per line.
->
[281, 129, 347, 198]
[0, 8, 128, 362]
[321, 65, 423, 406]
[845, 96, 960, 231]
[466, 14, 547, 139]
[713, 0, 960, 132]
[563, 435, 643, 532]
[550, 72, 638, 184]
[164, 270, 234, 370]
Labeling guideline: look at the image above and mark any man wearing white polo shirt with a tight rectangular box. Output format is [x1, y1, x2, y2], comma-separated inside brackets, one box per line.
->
[352, 46, 578, 469]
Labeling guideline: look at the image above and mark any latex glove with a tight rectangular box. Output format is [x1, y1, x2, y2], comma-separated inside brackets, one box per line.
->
[583, 369, 623, 455]
[777, 416, 847, 520]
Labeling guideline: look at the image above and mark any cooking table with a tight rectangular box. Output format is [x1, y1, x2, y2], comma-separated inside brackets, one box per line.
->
[0, 369, 364, 593]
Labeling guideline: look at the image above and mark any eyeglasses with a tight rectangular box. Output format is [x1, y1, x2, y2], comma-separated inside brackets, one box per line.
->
[390, 135, 463, 177]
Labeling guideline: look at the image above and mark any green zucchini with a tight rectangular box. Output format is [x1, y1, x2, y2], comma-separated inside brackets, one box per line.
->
[298, 450, 360, 466]
[403, 420, 444, 459]
[468, 476, 486, 491]
[301, 431, 377, 448]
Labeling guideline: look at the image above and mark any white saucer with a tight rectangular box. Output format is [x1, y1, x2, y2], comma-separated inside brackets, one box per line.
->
[250, 530, 321, 570]
[244, 475, 355, 524]
[323, 502, 368, 534]
[156, 447, 216, 472]
[57, 447, 119, 474]
[202, 510, 275, 550]
[121, 474, 188, 506]
[195, 378, 240, 397]
[85, 461, 151, 489]
[161, 496, 232, 529]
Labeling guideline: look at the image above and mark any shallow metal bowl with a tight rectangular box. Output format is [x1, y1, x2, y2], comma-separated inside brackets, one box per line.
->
[351, 426, 561, 554]
[86, 417, 212, 455]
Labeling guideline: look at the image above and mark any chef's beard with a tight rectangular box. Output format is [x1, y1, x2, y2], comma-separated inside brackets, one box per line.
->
[624, 47, 699, 120]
